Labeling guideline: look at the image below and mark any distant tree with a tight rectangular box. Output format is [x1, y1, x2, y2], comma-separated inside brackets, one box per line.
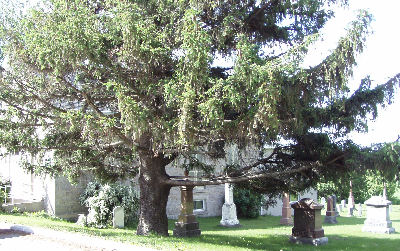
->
[318, 141, 400, 203]
[0, 0, 399, 235]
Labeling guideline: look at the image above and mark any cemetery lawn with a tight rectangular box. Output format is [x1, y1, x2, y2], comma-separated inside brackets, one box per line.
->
[1, 206, 400, 251]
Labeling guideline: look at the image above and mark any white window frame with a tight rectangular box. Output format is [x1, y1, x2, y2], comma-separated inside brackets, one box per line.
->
[193, 199, 206, 212]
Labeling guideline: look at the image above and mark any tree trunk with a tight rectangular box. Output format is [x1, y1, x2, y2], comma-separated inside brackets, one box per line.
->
[136, 152, 171, 236]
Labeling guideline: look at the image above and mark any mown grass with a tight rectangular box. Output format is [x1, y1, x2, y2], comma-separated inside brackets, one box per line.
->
[1, 206, 400, 250]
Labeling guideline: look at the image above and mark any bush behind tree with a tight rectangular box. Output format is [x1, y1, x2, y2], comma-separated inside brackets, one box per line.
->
[80, 181, 139, 228]
[233, 186, 263, 218]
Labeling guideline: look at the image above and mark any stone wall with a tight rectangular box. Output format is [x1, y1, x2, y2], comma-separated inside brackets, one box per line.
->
[0, 152, 88, 219]
[165, 144, 268, 218]
[166, 184, 225, 219]
[49, 175, 90, 219]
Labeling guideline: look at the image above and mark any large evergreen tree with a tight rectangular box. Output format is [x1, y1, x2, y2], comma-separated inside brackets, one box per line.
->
[0, 0, 399, 235]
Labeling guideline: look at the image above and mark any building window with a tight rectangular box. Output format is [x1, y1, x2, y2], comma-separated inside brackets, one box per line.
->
[193, 199, 206, 212]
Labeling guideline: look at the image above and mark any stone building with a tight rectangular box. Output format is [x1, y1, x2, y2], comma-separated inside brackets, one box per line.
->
[0, 153, 89, 219]
[1, 146, 317, 219]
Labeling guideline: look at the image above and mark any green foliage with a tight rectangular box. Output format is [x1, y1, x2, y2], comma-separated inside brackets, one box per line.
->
[317, 170, 398, 203]
[80, 181, 139, 228]
[233, 186, 263, 218]
[10, 206, 20, 214]
[0, 1, 399, 236]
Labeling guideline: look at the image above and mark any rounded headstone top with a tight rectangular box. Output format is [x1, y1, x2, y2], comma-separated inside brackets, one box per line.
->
[290, 198, 324, 210]
[364, 196, 392, 206]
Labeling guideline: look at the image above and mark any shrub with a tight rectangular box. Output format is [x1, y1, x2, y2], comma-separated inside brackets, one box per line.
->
[233, 186, 263, 218]
[80, 181, 139, 228]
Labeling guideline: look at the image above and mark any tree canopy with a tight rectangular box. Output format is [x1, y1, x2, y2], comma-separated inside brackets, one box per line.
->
[0, 0, 399, 235]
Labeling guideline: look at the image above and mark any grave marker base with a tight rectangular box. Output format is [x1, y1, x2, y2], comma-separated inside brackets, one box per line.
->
[324, 215, 338, 224]
[289, 236, 328, 246]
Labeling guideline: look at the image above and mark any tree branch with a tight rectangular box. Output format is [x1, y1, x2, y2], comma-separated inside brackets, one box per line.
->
[164, 161, 319, 186]
[59, 76, 134, 147]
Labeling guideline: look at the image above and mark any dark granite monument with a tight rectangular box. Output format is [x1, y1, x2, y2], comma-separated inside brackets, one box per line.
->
[324, 196, 337, 224]
[289, 198, 328, 246]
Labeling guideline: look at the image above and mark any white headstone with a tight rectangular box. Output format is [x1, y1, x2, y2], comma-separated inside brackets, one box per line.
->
[336, 204, 340, 213]
[320, 197, 326, 206]
[362, 196, 395, 234]
[225, 183, 234, 204]
[113, 206, 124, 228]
[76, 214, 87, 227]
[220, 183, 240, 227]
[341, 200, 346, 208]
[357, 203, 362, 217]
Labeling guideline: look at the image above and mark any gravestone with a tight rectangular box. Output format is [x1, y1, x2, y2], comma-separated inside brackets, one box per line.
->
[76, 214, 87, 227]
[348, 180, 355, 209]
[362, 196, 395, 234]
[348, 206, 354, 217]
[341, 199, 346, 208]
[383, 184, 387, 200]
[173, 185, 201, 237]
[320, 197, 326, 207]
[289, 198, 328, 246]
[357, 203, 363, 217]
[332, 195, 339, 216]
[347, 181, 355, 217]
[280, 192, 293, 225]
[220, 183, 240, 227]
[338, 204, 342, 213]
[324, 196, 337, 224]
[112, 206, 124, 228]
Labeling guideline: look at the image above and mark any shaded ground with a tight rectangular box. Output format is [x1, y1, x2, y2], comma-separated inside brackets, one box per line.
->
[0, 228, 109, 251]
[0, 227, 155, 251]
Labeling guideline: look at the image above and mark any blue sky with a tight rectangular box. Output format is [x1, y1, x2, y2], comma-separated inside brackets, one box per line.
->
[301, 0, 400, 146]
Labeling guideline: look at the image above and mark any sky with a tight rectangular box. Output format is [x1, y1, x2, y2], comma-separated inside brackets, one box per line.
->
[304, 0, 400, 146]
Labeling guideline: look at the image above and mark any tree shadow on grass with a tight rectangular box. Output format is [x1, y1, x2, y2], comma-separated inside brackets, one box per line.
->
[85, 219, 400, 251]
[154, 232, 400, 251]
[186, 215, 292, 232]
[191, 215, 367, 231]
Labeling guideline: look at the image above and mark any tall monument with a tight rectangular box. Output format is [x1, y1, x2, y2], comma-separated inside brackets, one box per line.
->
[220, 183, 240, 227]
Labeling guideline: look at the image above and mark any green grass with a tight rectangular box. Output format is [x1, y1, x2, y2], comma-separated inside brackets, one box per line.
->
[1, 206, 400, 250]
